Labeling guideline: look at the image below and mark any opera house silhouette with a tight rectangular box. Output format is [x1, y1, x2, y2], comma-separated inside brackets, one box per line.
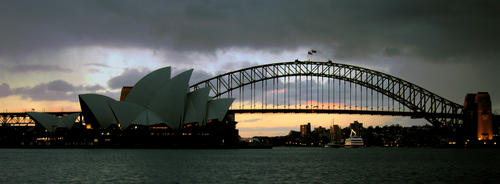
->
[23, 67, 238, 148]
[79, 67, 234, 130]
[26, 112, 79, 133]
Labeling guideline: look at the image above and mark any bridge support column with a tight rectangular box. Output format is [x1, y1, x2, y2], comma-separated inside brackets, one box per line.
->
[464, 92, 494, 142]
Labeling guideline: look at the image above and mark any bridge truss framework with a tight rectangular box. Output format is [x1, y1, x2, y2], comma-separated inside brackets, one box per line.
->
[190, 60, 463, 126]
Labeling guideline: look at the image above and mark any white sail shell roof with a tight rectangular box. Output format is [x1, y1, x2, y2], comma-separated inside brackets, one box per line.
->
[27, 112, 58, 131]
[79, 94, 117, 128]
[184, 87, 210, 125]
[206, 98, 235, 121]
[109, 101, 162, 128]
[60, 113, 79, 128]
[125, 67, 171, 107]
[133, 110, 163, 126]
[78, 66, 234, 130]
[148, 69, 192, 129]
[27, 112, 79, 132]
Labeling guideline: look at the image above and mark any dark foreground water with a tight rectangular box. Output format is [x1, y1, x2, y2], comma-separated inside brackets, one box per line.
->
[0, 148, 499, 184]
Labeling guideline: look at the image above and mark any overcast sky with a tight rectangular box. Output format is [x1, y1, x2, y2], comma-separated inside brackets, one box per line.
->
[0, 0, 499, 136]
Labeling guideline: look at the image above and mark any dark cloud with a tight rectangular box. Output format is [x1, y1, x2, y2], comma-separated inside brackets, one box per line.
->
[46, 80, 74, 92]
[9, 80, 105, 101]
[9, 64, 72, 72]
[13, 84, 76, 101]
[0, 0, 499, 112]
[87, 68, 101, 73]
[107, 66, 214, 91]
[0, 83, 12, 98]
[107, 68, 151, 89]
[188, 69, 213, 85]
[214, 61, 261, 75]
[386, 60, 500, 111]
[85, 63, 111, 68]
[146, 67, 215, 85]
[1, 0, 499, 63]
[85, 63, 114, 74]
[83, 84, 105, 91]
[383, 47, 402, 57]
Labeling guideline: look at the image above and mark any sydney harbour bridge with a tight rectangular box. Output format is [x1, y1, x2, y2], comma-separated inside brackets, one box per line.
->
[1, 60, 465, 127]
[191, 60, 463, 126]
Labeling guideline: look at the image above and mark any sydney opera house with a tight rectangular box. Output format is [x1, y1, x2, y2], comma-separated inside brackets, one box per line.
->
[26, 112, 79, 133]
[79, 66, 234, 130]
[16, 67, 239, 148]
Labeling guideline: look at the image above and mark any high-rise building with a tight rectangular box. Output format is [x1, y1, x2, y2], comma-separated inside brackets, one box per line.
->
[313, 126, 329, 138]
[330, 124, 342, 143]
[300, 123, 311, 137]
[349, 121, 363, 135]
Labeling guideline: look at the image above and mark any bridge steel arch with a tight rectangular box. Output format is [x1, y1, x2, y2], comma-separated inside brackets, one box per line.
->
[190, 61, 463, 126]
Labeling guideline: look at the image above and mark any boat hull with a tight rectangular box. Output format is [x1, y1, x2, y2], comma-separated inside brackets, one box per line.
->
[344, 136, 364, 148]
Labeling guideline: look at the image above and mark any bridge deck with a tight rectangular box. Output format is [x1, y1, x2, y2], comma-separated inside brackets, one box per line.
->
[0, 109, 461, 125]
[228, 109, 462, 119]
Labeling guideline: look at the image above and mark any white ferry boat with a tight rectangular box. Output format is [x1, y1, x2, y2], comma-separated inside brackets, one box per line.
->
[344, 129, 364, 148]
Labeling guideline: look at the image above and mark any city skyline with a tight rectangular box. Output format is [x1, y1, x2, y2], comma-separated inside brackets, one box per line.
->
[1, 1, 499, 137]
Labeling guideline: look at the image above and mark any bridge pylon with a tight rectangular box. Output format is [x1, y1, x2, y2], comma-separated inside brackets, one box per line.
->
[463, 92, 494, 142]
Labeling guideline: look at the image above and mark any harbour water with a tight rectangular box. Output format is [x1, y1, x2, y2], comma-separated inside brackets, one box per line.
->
[1, 148, 499, 184]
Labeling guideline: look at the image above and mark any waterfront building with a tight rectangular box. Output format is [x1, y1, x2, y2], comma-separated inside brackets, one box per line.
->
[300, 123, 311, 137]
[5, 66, 238, 148]
[79, 67, 234, 130]
[312, 126, 330, 146]
[330, 124, 342, 144]
[349, 121, 363, 136]
[313, 126, 329, 137]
